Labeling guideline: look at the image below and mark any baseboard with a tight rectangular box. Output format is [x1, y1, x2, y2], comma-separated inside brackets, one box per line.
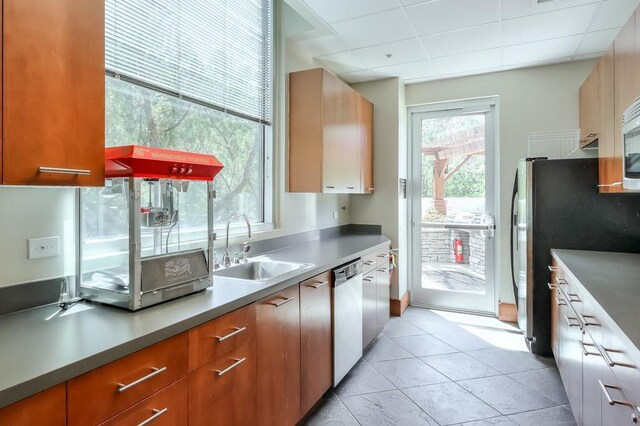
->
[391, 291, 410, 316]
[498, 303, 517, 322]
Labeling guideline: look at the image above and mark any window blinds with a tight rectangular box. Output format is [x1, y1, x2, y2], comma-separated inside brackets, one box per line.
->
[105, 0, 272, 125]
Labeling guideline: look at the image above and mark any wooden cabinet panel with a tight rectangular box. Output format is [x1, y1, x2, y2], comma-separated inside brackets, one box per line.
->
[598, 45, 618, 193]
[0, 384, 65, 426]
[300, 272, 332, 415]
[3, 0, 105, 186]
[188, 338, 257, 426]
[582, 331, 604, 426]
[376, 266, 390, 336]
[67, 333, 188, 426]
[256, 285, 301, 426]
[579, 66, 599, 146]
[363, 271, 377, 349]
[360, 97, 374, 194]
[99, 378, 187, 426]
[188, 304, 256, 372]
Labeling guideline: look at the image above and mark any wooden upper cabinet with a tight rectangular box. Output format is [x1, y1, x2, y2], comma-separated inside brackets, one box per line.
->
[598, 45, 618, 193]
[2, 0, 105, 186]
[0, 384, 66, 426]
[289, 68, 374, 194]
[579, 66, 599, 147]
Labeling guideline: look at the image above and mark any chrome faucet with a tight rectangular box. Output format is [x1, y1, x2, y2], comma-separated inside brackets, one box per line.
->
[222, 212, 252, 268]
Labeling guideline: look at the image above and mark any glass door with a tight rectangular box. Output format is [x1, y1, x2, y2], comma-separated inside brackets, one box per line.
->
[409, 101, 497, 314]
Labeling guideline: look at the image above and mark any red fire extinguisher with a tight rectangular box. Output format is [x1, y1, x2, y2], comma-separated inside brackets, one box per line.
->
[453, 238, 464, 263]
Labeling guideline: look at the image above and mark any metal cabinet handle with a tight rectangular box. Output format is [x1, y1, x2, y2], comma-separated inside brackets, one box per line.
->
[117, 367, 167, 393]
[377, 268, 388, 273]
[363, 261, 375, 266]
[39, 166, 91, 175]
[214, 357, 246, 377]
[548, 282, 556, 290]
[310, 280, 328, 289]
[215, 326, 247, 342]
[597, 182, 623, 188]
[268, 296, 295, 307]
[586, 132, 598, 138]
[601, 345, 636, 368]
[564, 315, 582, 328]
[548, 265, 558, 272]
[363, 276, 374, 282]
[347, 186, 355, 190]
[325, 186, 335, 189]
[555, 296, 567, 306]
[580, 314, 600, 327]
[599, 380, 635, 407]
[137, 408, 168, 426]
[579, 340, 602, 356]
[568, 293, 581, 303]
[377, 254, 388, 258]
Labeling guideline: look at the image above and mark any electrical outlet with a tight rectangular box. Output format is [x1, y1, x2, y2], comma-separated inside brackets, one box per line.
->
[333, 211, 339, 220]
[28, 236, 60, 259]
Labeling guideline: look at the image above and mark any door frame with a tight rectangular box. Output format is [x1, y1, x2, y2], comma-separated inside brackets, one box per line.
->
[407, 97, 500, 316]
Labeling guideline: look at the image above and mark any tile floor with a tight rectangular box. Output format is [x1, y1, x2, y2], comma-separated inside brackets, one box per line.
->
[303, 306, 576, 426]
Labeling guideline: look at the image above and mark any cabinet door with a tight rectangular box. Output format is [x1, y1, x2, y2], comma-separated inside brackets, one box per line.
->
[359, 97, 374, 194]
[601, 365, 639, 425]
[256, 285, 301, 426]
[376, 266, 390, 335]
[0, 384, 66, 426]
[579, 66, 599, 146]
[300, 272, 332, 415]
[3, 0, 105, 186]
[562, 305, 584, 425]
[598, 45, 618, 193]
[582, 331, 603, 426]
[362, 272, 377, 349]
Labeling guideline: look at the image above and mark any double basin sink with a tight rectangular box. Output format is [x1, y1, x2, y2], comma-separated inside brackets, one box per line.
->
[213, 258, 314, 285]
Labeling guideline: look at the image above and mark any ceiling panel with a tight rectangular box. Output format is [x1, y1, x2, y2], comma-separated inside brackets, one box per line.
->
[316, 51, 366, 74]
[503, 35, 583, 66]
[433, 49, 501, 75]
[373, 59, 437, 80]
[296, 34, 348, 57]
[338, 69, 381, 84]
[589, 0, 640, 31]
[502, 0, 599, 20]
[351, 38, 427, 68]
[421, 23, 501, 58]
[407, 0, 501, 36]
[303, 0, 401, 24]
[330, 8, 415, 49]
[577, 28, 622, 55]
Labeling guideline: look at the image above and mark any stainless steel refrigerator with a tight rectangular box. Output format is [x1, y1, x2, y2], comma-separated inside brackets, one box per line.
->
[510, 157, 640, 356]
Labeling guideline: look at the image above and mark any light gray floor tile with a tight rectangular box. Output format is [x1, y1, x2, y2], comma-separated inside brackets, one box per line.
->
[508, 406, 577, 426]
[334, 360, 395, 397]
[382, 318, 426, 337]
[370, 357, 449, 388]
[452, 417, 517, 425]
[403, 382, 501, 425]
[405, 316, 464, 333]
[431, 330, 496, 351]
[403, 306, 442, 321]
[458, 375, 557, 415]
[364, 335, 414, 362]
[508, 368, 569, 405]
[392, 334, 459, 357]
[466, 348, 549, 374]
[303, 392, 359, 426]
[421, 352, 501, 381]
[341, 390, 438, 426]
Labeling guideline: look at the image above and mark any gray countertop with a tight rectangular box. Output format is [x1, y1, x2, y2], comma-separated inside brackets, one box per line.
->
[551, 249, 640, 352]
[0, 233, 389, 408]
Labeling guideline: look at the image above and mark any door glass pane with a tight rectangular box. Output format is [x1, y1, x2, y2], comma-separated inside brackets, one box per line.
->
[420, 114, 487, 294]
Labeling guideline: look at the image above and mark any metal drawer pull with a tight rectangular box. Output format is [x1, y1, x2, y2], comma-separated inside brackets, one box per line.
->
[325, 186, 335, 189]
[363, 261, 375, 266]
[377, 268, 388, 273]
[555, 296, 567, 306]
[215, 326, 247, 342]
[579, 340, 602, 356]
[548, 265, 558, 272]
[547, 282, 556, 290]
[38, 166, 91, 175]
[586, 132, 598, 138]
[363, 276, 374, 282]
[568, 293, 581, 303]
[268, 296, 295, 307]
[581, 314, 600, 327]
[117, 366, 167, 393]
[215, 357, 246, 376]
[564, 315, 582, 328]
[597, 182, 623, 188]
[377, 254, 388, 258]
[347, 186, 355, 190]
[137, 408, 168, 426]
[601, 346, 636, 369]
[599, 381, 635, 407]
[310, 280, 328, 289]
[555, 278, 568, 286]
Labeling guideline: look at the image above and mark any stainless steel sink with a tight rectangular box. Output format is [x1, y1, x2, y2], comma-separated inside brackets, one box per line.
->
[213, 259, 313, 284]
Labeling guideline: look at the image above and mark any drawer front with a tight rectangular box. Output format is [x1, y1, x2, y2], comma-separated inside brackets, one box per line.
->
[188, 338, 257, 426]
[375, 246, 390, 269]
[600, 316, 640, 407]
[362, 251, 377, 273]
[98, 378, 187, 426]
[68, 333, 188, 426]
[601, 363, 640, 425]
[189, 304, 256, 371]
[0, 384, 66, 426]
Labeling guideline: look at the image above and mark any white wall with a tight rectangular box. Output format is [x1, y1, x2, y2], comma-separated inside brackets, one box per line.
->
[405, 59, 596, 304]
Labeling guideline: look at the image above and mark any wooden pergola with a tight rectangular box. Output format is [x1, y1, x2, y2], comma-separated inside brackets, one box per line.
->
[422, 125, 485, 215]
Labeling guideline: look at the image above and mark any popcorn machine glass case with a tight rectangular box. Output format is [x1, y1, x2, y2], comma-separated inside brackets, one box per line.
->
[79, 146, 223, 310]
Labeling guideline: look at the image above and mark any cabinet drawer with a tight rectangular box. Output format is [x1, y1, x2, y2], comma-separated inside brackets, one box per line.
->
[362, 252, 377, 273]
[188, 338, 257, 426]
[375, 247, 390, 269]
[600, 317, 640, 407]
[0, 384, 66, 426]
[189, 304, 256, 371]
[600, 363, 640, 425]
[67, 333, 188, 426]
[98, 378, 187, 426]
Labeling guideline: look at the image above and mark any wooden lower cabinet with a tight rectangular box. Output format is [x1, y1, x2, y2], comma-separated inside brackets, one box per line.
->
[0, 384, 66, 425]
[256, 285, 301, 426]
[376, 266, 390, 336]
[188, 338, 257, 426]
[300, 272, 332, 416]
[362, 270, 378, 349]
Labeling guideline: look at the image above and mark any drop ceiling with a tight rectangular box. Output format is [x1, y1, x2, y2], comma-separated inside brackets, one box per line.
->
[287, 0, 640, 84]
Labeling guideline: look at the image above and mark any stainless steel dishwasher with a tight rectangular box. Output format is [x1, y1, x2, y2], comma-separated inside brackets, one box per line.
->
[332, 258, 363, 386]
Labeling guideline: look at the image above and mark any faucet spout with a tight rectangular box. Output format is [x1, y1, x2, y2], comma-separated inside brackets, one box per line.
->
[223, 212, 252, 267]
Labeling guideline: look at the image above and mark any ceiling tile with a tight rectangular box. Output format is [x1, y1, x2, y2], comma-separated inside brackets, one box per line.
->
[502, 0, 600, 20]
[316, 51, 366, 74]
[503, 35, 582, 66]
[351, 38, 426, 68]
[589, 0, 640, 31]
[296, 34, 349, 57]
[339, 69, 381, 83]
[432, 48, 501, 75]
[373, 59, 437, 81]
[330, 9, 415, 49]
[421, 23, 501, 58]
[303, 0, 401, 23]
[576, 28, 621, 55]
[503, 3, 599, 45]
[407, 0, 500, 36]
[400, 0, 430, 5]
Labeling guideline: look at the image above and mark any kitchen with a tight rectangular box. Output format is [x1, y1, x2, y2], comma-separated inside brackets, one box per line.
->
[1, 0, 640, 425]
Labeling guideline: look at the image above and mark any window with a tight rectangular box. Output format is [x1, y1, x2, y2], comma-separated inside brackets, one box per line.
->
[104, 0, 273, 228]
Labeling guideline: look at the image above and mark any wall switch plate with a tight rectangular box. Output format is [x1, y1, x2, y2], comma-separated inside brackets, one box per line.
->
[333, 211, 339, 220]
[28, 236, 60, 259]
